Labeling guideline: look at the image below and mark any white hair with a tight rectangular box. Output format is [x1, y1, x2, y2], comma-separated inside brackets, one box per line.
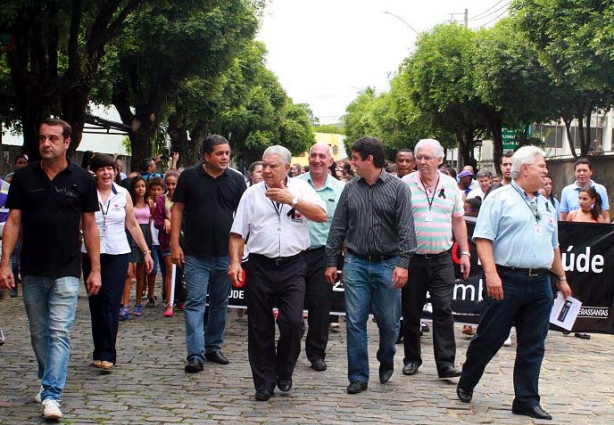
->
[415, 139, 444, 159]
[511, 145, 546, 179]
[263, 145, 292, 164]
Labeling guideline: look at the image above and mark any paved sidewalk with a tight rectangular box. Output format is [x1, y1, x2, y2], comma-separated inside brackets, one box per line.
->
[0, 289, 613, 424]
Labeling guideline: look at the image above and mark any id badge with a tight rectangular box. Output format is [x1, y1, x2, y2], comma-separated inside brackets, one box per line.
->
[425, 211, 433, 222]
[100, 224, 108, 236]
[534, 223, 543, 237]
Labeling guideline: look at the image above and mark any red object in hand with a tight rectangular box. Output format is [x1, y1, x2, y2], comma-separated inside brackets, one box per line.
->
[232, 269, 246, 288]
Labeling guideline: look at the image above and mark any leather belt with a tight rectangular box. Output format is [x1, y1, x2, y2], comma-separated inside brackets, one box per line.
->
[413, 248, 451, 260]
[251, 253, 302, 266]
[347, 249, 397, 262]
[496, 265, 550, 277]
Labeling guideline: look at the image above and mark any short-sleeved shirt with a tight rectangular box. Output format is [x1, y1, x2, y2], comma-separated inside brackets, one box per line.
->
[172, 164, 246, 258]
[7, 161, 99, 278]
[297, 173, 345, 248]
[473, 180, 558, 268]
[559, 179, 609, 216]
[231, 178, 326, 258]
[403, 171, 464, 254]
[81, 183, 131, 255]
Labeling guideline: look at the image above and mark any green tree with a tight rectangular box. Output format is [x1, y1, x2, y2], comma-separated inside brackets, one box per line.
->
[0, 0, 145, 159]
[402, 23, 492, 168]
[167, 41, 313, 168]
[514, 0, 614, 157]
[107, 0, 259, 168]
[473, 18, 559, 168]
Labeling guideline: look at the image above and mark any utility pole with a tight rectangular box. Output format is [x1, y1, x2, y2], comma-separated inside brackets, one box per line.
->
[464, 9, 468, 28]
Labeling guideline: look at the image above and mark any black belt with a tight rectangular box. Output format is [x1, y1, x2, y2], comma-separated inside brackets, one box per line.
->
[250, 253, 302, 266]
[413, 248, 451, 260]
[496, 265, 551, 277]
[347, 249, 397, 262]
[306, 246, 326, 252]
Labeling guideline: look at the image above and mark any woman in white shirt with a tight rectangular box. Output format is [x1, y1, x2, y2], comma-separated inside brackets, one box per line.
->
[82, 154, 153, 371]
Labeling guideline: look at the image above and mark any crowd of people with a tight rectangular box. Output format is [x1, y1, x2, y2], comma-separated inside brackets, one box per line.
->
[0, 118, 609, 420]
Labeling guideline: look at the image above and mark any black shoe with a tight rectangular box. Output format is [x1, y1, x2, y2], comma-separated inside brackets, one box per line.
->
[379, 364, 394, 383]
[346, 381, 368, 394]
[310, 358, 327, 371]
[402, 361, 420, 376]
[205, 351, 230, 365]
[255, 389, 274, 401]
[421, 322, 430, 333]
[456, 386, 473, 403]
[184, 357, 204, 373]
[277, 378, 292, 392]
[512, 405, 552, 420]
[574, 332, 591, 340]
[438, 366, 461, 379]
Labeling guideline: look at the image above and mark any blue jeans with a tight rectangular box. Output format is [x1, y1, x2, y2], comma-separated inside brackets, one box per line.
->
[22, 275, 80, 402]
[459, 272, 553, 410]
[343, 253, 402, 383]
[183, 255, 231, 362]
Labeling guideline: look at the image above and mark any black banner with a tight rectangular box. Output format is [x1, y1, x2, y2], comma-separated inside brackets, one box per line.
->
[228, 221, 614, 334]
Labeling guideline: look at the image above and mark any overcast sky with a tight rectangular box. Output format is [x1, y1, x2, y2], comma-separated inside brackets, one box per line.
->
[257, 0, 510, 124]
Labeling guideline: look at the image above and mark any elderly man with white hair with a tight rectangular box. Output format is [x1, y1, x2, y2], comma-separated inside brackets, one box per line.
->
[457, 145, 572, 421]
[400, 138, 471, 380]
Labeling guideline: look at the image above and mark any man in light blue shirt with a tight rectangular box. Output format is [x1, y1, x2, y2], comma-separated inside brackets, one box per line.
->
[559, 158, 609, 222]
[457, 146, 572, 421]
[298, 142, 345, 372]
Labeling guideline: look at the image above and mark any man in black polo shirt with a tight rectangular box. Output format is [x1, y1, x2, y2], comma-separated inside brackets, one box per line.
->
[170, 134, 247, 373]
[0, 118, 101, 420]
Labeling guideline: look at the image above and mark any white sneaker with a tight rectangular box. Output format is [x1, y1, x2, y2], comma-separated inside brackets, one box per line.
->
[41, 399, 63, 419]
[504, 327, 515, 347]
[34, 385, 43, 403]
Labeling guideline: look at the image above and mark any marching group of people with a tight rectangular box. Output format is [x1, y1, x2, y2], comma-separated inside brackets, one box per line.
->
[2, 116, 608, 421]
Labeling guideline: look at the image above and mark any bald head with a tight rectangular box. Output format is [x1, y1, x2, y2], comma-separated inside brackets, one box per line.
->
[308, 142, 334, 179]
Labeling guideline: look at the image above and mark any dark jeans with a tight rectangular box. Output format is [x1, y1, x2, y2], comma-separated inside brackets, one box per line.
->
[303, 247, 332, 362]
[83, 253, 130, 364]
[458, 272, 553, 410]
[245, 254, 306, 393]
[402, 254, 456, 372]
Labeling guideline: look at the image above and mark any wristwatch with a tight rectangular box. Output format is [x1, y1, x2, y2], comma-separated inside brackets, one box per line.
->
[291, 196, 299, 208]
[460, 250, 471, 257]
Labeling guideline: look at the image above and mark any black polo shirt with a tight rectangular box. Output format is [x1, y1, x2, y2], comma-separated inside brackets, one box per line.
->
[172, 164, 246, 258]
[6, 161, 99, 279]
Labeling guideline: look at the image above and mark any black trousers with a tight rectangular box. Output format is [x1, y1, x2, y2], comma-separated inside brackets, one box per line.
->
[402, 254, 456, 373]
[245, 254, 306, 392]
[303, 247, 333, 362]
[83, 253, 130, 364]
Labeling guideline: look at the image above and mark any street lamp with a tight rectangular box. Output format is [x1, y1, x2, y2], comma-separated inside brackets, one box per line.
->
[383, 11, 419, 35]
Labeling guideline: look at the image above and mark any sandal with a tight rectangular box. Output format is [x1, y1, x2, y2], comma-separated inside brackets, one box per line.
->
[163, 303, 174, 317]
[119, 307, 130, 321]
[133, 305, 143, 317]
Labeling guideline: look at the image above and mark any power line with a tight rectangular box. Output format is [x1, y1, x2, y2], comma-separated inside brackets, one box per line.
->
[469, 0, 508, 21]
[474, 6, 510, 28]
[469, 1, 510, 23]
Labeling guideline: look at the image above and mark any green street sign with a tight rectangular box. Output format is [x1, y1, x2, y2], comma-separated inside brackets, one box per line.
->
[502, 127, 520, 150]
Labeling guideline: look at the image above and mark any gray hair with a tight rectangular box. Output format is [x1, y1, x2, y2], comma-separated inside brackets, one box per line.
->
[415, 139, 444, 159]
[511, 146, 546, 179]
[476, 170, 492, 179]
[263, 145, 292, 164]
